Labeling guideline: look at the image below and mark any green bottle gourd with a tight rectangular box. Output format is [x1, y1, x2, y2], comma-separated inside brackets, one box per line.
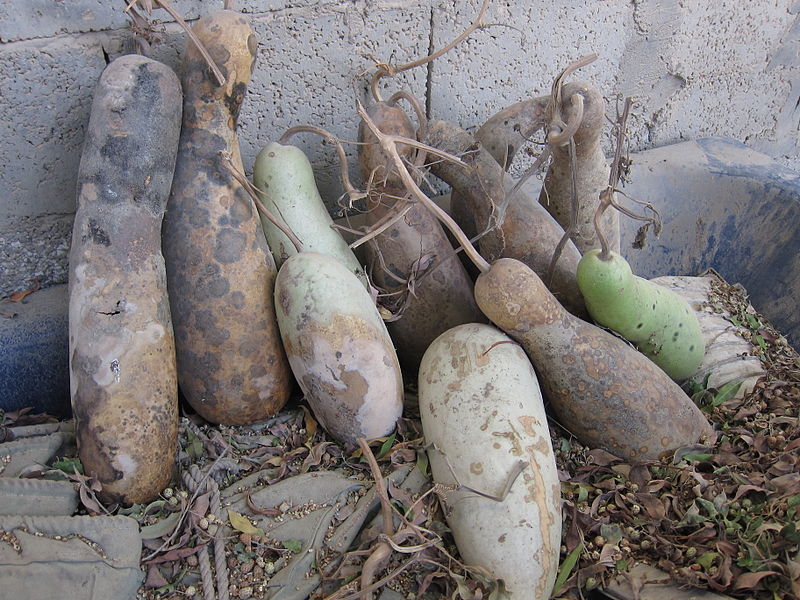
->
[576, 249, 704, 380]
[253, 142, 369, 289]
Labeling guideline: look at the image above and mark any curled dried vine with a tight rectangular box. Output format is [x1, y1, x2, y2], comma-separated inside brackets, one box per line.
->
[356, 100, 490, 273]
[594, 97, 661, 259]
[368, 0, 491, 101]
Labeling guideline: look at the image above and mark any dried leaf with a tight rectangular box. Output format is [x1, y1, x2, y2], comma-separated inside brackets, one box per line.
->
[145, 564, 169, 589]
[8, 280, 40, 302]
[78, 484, 105, 515]
[302, 406, 318, 440]
[140, 511, 182, 540]
[245, 494, 281, 517]
[227, 509, 264, 536]
[734, 570, 779, 590]
[636, 493, 666, 520]
[300, 441, 333, 473]
[586, 449, 621, 466]
[144, 544, 205, 565]
[188, 491, 210, 528]
[770, 473, 800, 495]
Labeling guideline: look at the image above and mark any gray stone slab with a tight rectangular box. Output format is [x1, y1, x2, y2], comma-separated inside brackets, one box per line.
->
[8, 421, 75, 440]
[0, 478, 78, 516]
[0, 433, 71, 478]
[0, 284, 70, 417]
[0, 515, 143, 600]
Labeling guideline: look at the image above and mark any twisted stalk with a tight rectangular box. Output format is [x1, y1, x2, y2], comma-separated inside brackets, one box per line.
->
[356, 99, 489, 273]
[369, 0, 491, 101]
[278, 125, 365, 207]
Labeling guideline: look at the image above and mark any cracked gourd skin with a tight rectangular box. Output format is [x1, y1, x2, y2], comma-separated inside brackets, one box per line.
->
[162, 10, 291, 425]
[475, 258, 711, 462]
[274, 252, 403, 444]
[253, 142, 369, 288]
[577, 249, 704, 380]
[69, 55, 181, 504]
[419, 323, 560, 600]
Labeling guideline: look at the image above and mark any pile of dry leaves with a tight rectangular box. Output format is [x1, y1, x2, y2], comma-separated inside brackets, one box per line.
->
[552, 277, 800, 599]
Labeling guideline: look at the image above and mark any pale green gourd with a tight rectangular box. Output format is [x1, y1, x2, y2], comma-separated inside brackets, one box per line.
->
[576, 248, 704, 380]
[253, 142, 369, 288]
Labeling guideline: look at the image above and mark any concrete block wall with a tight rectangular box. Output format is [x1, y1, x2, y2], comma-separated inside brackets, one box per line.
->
[1, 0, 798, 298]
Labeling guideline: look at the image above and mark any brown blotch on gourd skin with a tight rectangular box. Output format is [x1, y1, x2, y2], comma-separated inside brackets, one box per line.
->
[69, 55, 181, 504]
[423, 120, 588, 318]
[163, 11, 292, 425]
[282, 312, 403, 445]
[475, 258, 712, 462]
[359, 102, 484, 370]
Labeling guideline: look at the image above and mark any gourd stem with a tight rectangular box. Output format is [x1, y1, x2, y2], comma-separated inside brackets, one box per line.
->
[595, 189, 613, 260]
[279, 125, 363, 205]
[547, 93, 585, 147]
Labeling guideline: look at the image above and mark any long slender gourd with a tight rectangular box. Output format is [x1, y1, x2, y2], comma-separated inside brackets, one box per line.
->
[253, 142, 369, 288]
[447, 95, 548, 245]
[422, 120, 587, 318]
[540, 81, 620, 255]
[359, 101, 484, 370]
[475, 258, 712, 462]
[69, 55, 181, 504]
[162, 10, 292, 425]
[475, 95, 549, 169]
[577, 249, 705, 380]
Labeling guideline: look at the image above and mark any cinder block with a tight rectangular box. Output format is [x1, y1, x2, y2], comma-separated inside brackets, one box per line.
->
[0, 214, 73, 298]
[0, 32, 130, 296]
[0, 0, 201, 42]
[0, 34, 114, 220]
[0, 284, 70, 417]
[241, 2, 432, 211]
[0, 1, 392, 43]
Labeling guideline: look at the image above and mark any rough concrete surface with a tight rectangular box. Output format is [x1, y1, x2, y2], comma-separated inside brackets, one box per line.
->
[0, 479, 79, 517]
[0, 0, 798, 296]
[0, 515, 143, 600]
